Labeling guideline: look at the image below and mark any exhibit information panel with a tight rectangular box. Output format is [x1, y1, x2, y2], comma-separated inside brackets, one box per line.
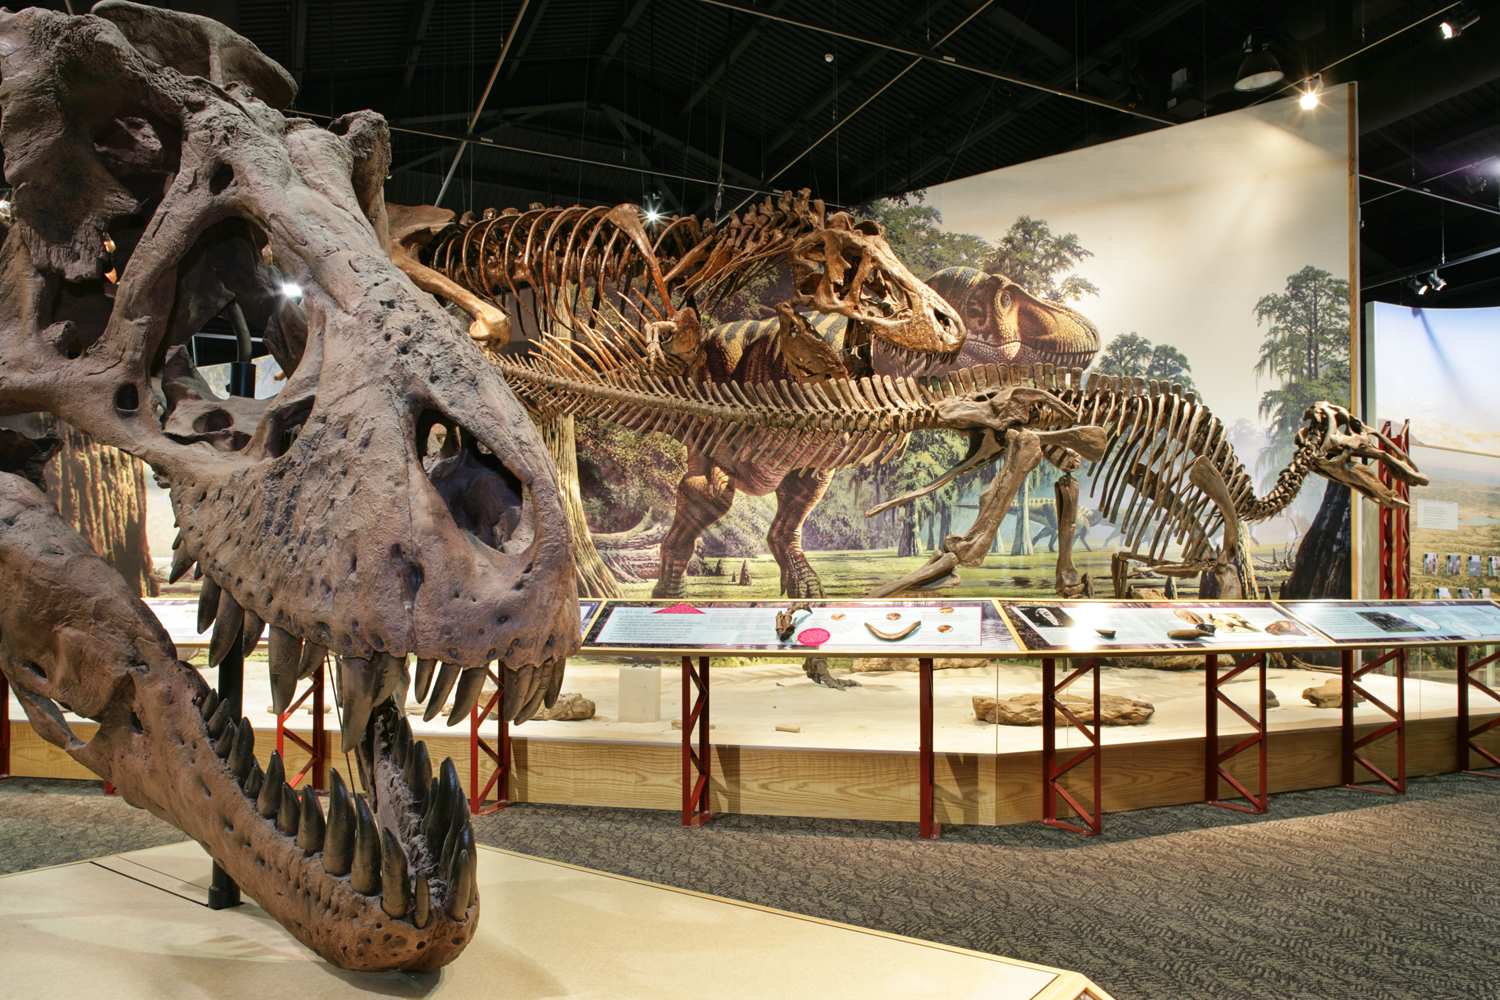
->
[578, 600, 603, 638]
[144, 598, 204, 647]
[1001, 600, 1332, 654]
[1280, 600, 1500, 645]
[582, 599, 1018, 655]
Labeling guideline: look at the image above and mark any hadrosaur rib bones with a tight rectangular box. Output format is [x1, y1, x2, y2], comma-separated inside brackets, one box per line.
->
[0, 3, 578, 972]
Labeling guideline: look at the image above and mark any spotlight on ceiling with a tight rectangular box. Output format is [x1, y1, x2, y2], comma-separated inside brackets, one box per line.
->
[644, 209, 662, 223]
[1441, 7, 1480, 38]
[1408, 276, 1431, 295]
[824, 52, 834, 63]
[1428, 270, 1448, 292]
[1298, 73, 1323, 110]
[280, 282, 303, 300]
[1234, 33, 1284, 92]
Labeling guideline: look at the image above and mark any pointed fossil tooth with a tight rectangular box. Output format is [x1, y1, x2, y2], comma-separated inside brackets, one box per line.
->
[197, 577, 221, 634]
[297, 641, 328, 681]
[200, 689, 219, 721]
[413, 658, 437, 702]
[208, 588, 245, 668]
[426, 757, 460, 852]
[258, 752, 285, 817]
[276, 781, 300, 837]
[244, 759, 264, 801]
[447, 666, 488, 727]
[446, 849, 473, 920]
[446, 825, 478, 920]
[297, 786, 326, 854]
[207, 697, 232, 740]
[406, 740, 432, 801]
[502, 664, 529, 722]
[423, 662, 462, 722]
[229, 718, 255, 779]
[337, 656, 377, 746]
[441, 793, 469, 879]
[393, 716, 412, 771]
[516, 681, 549, 725]
[242, 610, 266, 656]
[169, 546, 194, 584]
[412, 873, 431, 929]
[543, 659, 563, 709]
[268, 627, 303, 715]
[322, 771, 355, 876]
[380, 827, 412, 919]
[215, 719, 236, 758]
[350, 794, 381, 895]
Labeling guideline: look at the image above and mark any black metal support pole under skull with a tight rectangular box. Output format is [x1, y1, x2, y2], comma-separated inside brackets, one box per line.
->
[209, 327, 256, 910]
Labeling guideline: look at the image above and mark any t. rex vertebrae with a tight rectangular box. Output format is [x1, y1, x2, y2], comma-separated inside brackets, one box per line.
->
[0, 4, 578, 972]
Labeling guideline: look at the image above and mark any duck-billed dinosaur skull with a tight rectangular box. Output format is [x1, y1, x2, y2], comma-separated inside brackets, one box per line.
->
[0, 2, 577, 972]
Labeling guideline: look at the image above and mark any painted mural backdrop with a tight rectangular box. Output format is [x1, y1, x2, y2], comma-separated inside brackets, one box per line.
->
[1371, 302, 1500, 601]
[575, 87, 1357, 600]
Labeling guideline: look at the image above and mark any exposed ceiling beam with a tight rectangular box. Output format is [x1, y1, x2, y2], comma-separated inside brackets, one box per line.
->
[589, 0, 652, 99]
[848, 0, 1200, 194]
[601, 106, 686, 213]
[503, 0, 553, 82]
[681, 0, 793, 115]
[401, 0, 437, 89]
[289, 0, 307, 87]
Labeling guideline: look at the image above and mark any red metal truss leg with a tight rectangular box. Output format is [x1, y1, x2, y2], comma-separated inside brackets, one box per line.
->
[1343, 647, 1406, 795]
[1458, 645, 1500, 777]
[276, 661, 327, 792]
[918, 656, 940, 841]
[471, 664, 511, 814]
[681, 655, 714, 827]
[1041, 657, 1103, 836]
[1204, 652, 1268, 814]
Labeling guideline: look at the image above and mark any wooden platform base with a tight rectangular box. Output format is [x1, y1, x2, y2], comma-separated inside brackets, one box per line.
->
[10, 714, 1499, 826]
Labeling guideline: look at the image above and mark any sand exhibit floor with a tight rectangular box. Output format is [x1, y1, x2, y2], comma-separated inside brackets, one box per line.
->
[0, 841, 1106, 1000]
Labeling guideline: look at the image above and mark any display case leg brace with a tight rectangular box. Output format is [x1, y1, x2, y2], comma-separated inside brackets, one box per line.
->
[1342, 648, 1406, 795]
[275, 661, 326, 792]
[918, 657, 940, 840]
[1457, 645, 1500, 777]
[470, 663, 511, 815]
[1042, 657, 1103, 836]
[681, 656, 714, 827]
[1204, 652, 1268, 814]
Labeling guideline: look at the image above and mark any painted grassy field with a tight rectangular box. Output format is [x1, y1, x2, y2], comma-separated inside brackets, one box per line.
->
[1410, 475, 1500, 600]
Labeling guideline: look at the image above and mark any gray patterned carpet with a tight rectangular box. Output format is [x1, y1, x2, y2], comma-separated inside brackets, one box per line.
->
[5, 771, 1498, 999]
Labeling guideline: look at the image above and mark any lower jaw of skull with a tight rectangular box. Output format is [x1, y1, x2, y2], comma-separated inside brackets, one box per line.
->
[83, 653, 482, 973]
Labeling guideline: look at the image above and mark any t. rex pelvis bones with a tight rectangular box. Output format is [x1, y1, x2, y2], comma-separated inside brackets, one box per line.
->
[0, 3, 579, 972]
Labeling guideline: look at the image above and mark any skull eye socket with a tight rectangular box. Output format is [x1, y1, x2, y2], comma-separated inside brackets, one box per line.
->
[114, 383, 139, 411]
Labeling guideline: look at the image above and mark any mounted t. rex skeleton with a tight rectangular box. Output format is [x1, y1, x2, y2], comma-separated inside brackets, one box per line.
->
[394, 191, 970, 606]
[0, 3, 580, 972]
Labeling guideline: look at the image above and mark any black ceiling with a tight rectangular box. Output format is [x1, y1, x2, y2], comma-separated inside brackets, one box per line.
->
[36, 1, 1500, 308]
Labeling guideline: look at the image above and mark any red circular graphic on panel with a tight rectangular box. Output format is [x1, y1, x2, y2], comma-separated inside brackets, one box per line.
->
[797, 627, 831, 645]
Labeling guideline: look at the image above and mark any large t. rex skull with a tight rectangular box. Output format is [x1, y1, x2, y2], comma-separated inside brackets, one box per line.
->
[0, 3, 577, 972]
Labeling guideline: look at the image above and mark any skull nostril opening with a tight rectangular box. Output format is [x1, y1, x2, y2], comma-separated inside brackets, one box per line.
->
[209, 162, 234, 195]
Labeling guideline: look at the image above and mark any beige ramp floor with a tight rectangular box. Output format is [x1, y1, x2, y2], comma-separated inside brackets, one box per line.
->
[0, 841, 1108, 1000]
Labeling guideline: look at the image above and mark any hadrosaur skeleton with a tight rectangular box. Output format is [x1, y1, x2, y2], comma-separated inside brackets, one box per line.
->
[0, 4, 581, 972]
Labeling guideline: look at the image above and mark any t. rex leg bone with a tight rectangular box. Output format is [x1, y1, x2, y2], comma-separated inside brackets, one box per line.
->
[1053, 473, 1089, 598]
[1188, 455, 1243, 599]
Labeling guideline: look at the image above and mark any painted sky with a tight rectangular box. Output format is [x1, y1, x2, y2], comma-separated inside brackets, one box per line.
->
[914, 85, 1354, 429]
[1371, 302, 1500, 458]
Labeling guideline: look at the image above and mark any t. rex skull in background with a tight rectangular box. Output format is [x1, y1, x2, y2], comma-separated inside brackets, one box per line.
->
[0, 2, 578, 972]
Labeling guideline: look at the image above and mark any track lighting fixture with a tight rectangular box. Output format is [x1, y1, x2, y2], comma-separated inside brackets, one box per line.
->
[1427, 270, 1448, 292]
[1234, 33, 1284, 92]
[1440, 6, 1481, 38]
[1408, 276, 1430, 295]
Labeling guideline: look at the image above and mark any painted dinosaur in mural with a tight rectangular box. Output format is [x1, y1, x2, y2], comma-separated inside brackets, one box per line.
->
[1002, 496, 1105, 552]
[396, 197, 1100, 607]
[0, 4, 582, 972]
